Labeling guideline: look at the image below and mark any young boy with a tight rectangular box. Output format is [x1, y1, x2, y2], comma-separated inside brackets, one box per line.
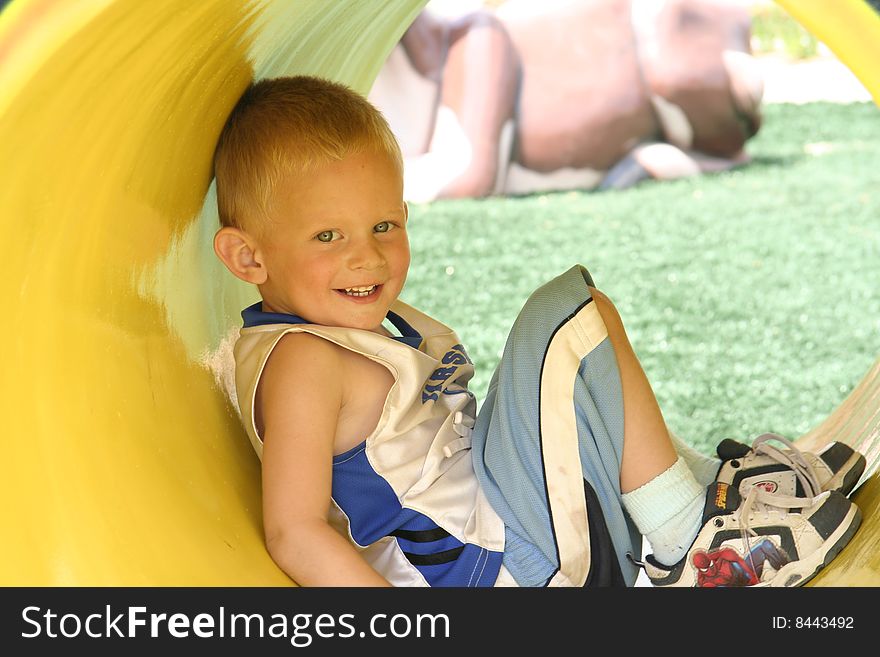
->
[212, 76, 865, 587]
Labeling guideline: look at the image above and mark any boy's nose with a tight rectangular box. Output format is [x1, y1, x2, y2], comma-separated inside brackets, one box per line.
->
[348, 239, 386, 271]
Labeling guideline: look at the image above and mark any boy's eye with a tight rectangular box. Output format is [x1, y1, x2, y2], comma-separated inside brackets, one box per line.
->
[316, 230, 339, 243]
[374, 221, 392, 233]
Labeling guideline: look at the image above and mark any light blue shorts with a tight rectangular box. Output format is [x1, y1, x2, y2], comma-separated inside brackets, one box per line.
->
[471, 265, 642, 587]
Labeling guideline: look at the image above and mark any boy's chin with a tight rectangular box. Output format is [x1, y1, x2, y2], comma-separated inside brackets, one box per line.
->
[331, 309, 389, 333]
[347, 316, 390, 334]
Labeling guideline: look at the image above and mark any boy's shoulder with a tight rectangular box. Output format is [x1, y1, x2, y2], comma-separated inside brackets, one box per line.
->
[267, 326, 399, 384]
[233, 323, 348, 403]
[270, 329, 341, 362]
[259, 331, 346, 396]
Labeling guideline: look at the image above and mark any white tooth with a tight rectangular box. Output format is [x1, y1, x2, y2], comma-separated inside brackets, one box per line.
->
[341, 284, 378, 297]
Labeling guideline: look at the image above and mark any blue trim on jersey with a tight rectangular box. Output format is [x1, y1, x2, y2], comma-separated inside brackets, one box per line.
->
[332, 443, 501, 586]
[413, 546, 500, 586]
[241, 302, 422, 349]
[241, 302, 311, 327]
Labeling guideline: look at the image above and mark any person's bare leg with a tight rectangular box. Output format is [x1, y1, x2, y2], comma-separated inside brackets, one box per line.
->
[589, 286, 707, 567]
[588, 287, 678, 493]
[436, 11, 520, 198]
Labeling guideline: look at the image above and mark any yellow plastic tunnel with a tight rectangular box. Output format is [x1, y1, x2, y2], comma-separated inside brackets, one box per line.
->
[0, 0, 878, 585]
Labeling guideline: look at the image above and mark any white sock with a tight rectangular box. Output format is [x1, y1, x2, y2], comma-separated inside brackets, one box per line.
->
[621, 456, 705, 566]
[669, 432, 722, 486]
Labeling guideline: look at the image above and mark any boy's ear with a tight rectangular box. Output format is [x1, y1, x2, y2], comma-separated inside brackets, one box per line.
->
[213, 227, 268, 285]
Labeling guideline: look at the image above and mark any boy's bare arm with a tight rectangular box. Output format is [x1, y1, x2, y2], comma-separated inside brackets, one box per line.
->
[259, 333, 391, 587]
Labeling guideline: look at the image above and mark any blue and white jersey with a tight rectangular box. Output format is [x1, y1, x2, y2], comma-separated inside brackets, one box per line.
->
[232, 299, 506, 587]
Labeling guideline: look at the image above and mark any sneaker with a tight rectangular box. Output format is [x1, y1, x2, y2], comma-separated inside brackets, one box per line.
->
[715, 433, 866, 499]
[644, 481, 862, 587]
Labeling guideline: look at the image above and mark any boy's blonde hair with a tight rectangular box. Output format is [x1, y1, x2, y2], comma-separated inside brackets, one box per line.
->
[214, 75, 403, 231]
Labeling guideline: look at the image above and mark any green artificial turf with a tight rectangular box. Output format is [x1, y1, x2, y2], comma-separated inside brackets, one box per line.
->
[402, 102, 880, 455]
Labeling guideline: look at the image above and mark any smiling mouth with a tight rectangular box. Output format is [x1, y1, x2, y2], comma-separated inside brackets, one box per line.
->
[337, 284, 380, 298]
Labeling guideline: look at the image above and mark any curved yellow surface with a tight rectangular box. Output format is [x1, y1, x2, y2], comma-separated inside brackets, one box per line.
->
[0, 0, 425, 585]
[777, 0, 880, 107]
[0, 0, 876, 585]
[800, 362, 880, 586]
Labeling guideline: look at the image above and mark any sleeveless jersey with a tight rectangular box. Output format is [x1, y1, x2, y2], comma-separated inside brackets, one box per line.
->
[233, 300, 506, 587]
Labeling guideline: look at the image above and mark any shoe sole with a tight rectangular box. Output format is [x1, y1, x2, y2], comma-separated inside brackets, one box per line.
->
[825, 452, 867, 497]
[760, 501, 862, 587]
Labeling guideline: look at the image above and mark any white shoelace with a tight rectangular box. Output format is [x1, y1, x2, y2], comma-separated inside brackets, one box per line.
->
[749, 433, 823, 497]
[736, 484, 815, 581]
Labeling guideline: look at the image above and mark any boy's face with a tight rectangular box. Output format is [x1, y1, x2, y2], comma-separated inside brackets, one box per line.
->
[255, 149, 410, 334]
